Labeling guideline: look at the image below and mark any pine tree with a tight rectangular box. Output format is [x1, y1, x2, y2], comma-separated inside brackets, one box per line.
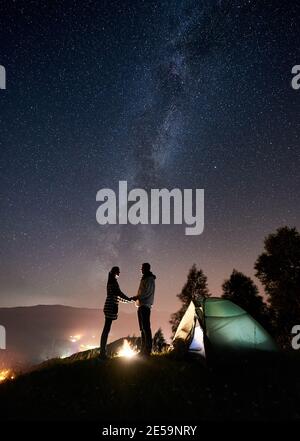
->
[170, 264, 210, 337]
[255, 226, 300, 347]
[153, 328, 167, 353]
[221, 269, 272, 331]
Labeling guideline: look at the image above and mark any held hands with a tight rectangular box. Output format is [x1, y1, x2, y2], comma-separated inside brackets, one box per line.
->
[128, 296, 139, 308]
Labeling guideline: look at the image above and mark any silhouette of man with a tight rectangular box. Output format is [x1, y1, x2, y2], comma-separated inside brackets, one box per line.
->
[134, 263, 156, 356]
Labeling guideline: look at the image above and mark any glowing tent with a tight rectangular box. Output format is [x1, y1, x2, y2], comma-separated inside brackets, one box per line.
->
[173, 298, 277, 358]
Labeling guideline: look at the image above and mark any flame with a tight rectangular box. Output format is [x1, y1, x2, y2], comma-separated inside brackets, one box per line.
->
[117, 339, 137, 358]
[0, 369, 15, 383]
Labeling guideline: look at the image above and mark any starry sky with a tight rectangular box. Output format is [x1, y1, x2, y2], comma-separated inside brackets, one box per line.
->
[1, 0, 300, 313]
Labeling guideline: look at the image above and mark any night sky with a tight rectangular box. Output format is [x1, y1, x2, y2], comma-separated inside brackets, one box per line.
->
[1, 1, 300, 313]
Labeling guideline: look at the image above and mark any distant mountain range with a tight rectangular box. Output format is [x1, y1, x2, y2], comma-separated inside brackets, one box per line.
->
[0, 305, 172, 369]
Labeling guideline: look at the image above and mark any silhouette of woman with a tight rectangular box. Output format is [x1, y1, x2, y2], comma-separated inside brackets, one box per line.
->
[99, 266, 132, 359]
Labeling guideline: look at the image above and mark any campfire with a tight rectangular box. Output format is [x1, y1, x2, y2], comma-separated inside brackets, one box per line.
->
[0, 369, 15, 383]
[117, 339, 138, 358]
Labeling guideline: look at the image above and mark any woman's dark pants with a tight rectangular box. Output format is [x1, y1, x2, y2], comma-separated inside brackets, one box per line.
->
[100, 317, 113, 355]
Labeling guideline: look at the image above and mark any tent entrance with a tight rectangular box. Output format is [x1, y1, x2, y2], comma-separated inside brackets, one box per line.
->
[189, 322, 206, 357]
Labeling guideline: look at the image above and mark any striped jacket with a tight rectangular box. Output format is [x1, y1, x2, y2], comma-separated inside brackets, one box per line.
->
[103, 278, 131, 320]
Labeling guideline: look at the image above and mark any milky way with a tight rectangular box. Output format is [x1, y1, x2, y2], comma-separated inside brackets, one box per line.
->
[0, 1, 299, 315]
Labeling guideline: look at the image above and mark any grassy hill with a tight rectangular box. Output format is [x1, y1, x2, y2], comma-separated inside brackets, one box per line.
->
[1, 348, 300, 422]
